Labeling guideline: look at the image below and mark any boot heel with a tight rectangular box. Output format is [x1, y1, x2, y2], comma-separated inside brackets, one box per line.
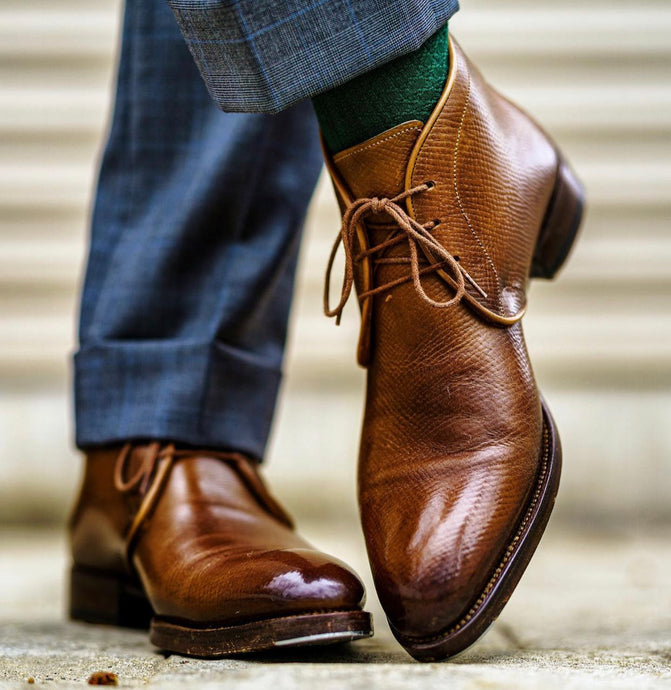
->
[69, 565, 153, 630]
[531, 157, 585, 280]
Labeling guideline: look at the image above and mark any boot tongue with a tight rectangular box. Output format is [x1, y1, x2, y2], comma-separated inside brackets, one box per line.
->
[331, 121, 424, 201]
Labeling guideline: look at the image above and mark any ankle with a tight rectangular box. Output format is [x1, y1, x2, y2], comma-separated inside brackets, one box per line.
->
[313, 24, 449, 153]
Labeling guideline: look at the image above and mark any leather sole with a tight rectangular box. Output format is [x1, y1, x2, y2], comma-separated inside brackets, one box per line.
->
[70, 566, 373, 656]
[150, 610, 373, 657]
[393, 400, 562, 662]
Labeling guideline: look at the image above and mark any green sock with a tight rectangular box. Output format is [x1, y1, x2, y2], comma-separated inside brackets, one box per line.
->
[313, 24, 449, 153]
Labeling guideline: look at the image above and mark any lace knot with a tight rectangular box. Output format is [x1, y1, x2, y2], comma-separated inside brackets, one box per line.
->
[324, 183, 470, 325]
[370, 197, 389, 214]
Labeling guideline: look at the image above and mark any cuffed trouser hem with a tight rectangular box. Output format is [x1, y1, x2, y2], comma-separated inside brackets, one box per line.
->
[74, 340, 282, 460]
[168, 0, 460, 113]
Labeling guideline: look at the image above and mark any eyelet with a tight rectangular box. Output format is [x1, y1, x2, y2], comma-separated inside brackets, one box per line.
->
[432, 219, 441, 227]
[425, 180, 436, 190]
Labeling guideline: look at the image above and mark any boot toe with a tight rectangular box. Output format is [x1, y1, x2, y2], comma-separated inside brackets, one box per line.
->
[365, 446, 539, 641]
[262, 548, 366, 611]
[144, 546, 366, 625]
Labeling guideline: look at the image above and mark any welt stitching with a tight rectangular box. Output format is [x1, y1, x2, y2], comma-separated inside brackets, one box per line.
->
[452, 76, 501, 304]
[333, 126, 423, 163]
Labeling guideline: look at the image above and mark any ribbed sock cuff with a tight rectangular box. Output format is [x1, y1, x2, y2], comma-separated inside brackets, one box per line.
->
[313, 23, 449, 152]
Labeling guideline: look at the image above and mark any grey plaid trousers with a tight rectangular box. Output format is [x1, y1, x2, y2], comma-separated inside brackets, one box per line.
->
[168, 0, 460, 113]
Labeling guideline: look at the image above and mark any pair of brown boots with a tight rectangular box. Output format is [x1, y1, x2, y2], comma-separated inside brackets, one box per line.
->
[69, 38, 583, 661]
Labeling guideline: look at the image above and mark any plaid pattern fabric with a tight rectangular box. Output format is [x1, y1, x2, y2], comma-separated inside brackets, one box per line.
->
[75, 0, 323, 458]
[168, 0, 460, 113]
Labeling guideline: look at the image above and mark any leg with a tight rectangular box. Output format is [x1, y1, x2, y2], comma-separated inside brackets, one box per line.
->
[75, 0, 323, 460]
[69, 0, 372, 656]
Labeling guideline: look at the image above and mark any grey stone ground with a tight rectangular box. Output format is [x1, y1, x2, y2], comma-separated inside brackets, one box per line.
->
[1, 522, 670, 689]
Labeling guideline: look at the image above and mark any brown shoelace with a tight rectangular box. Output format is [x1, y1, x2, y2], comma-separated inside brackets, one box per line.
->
[114, 442, 251, 495]
[324, 183, 484, 324]
[113, 442, 293, 527]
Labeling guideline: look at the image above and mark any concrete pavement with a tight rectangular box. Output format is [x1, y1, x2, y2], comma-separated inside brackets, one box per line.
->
[1, 522, 670, 689]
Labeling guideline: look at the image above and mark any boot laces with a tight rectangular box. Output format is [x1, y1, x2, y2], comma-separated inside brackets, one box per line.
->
[112, 443, 294, 527]
[324, 182, 484, 323]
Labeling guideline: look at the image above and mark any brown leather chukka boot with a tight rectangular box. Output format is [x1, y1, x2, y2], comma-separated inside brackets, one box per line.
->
[322, 36, 584, 661]
[69, 443, 372, 656]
